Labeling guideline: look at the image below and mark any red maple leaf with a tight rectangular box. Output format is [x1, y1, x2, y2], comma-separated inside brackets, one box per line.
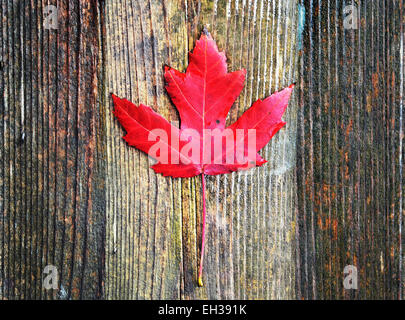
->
[112, 30, 294, 287]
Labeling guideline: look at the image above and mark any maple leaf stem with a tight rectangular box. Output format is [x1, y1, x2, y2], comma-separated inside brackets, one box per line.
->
[198, 173, 207, 287]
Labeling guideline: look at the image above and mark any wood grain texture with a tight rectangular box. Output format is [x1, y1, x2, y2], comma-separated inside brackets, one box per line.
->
[2, 0, 402, 301]
[103, 0, 299, 299]
[0, 0, 104, 299]
[295, 0, 405, 299]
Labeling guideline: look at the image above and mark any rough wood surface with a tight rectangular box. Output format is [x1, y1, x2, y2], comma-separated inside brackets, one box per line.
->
[295, 0, 405, 299]
[1, 0, 403, 301]
[0, 0, 104, 299]
[103, 0, 299, 299]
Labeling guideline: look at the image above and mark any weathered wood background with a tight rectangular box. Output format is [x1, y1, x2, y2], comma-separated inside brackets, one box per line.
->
[104, 0, 298, 300]
[0, 0, 403, 300]
[296, 0, 404, 300]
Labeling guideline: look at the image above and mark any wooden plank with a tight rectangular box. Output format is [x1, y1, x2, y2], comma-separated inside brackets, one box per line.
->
[1, 0, 402, 301]
[0, 0, 104, 299]
[103, 0, 299, 299]
[295, 0, 405, 299]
